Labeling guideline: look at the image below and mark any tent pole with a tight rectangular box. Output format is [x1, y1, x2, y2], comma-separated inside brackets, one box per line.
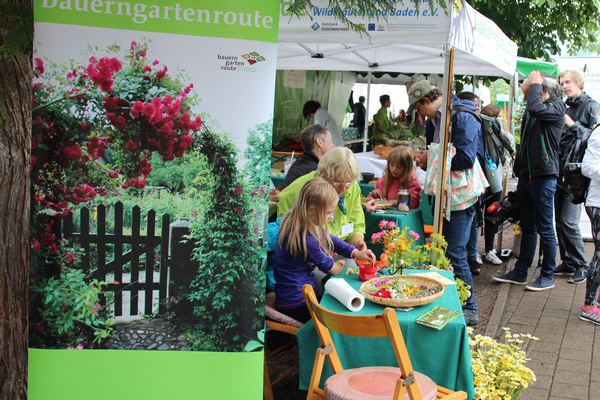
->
[363, 72, 372, 153]
[433, 46, 455, 235]
[508, 71, 517, 134]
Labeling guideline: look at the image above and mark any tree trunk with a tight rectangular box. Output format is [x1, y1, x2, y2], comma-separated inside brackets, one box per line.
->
[0, 0, 33, 398]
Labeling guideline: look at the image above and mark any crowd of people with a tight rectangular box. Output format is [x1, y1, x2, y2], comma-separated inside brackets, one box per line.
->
[270, 70, 600, 328]
[491, 70, 600, 326]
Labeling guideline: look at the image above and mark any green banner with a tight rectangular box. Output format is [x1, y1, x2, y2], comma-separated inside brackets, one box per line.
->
[273, 70, 332, 144]
[29, 349, 263, 399]
[34, 0, 279, 42]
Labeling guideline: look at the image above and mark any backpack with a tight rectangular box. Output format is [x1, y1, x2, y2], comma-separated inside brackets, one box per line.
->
[452, 107, 514, 193]
[563, 126, 596, 204]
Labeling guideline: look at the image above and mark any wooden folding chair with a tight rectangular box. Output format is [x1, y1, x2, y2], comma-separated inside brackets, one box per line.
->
[302, 284, 467, 400]
[263, 294, 304, 400]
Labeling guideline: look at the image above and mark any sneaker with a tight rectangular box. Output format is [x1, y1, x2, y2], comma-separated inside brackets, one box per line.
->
[483, 250, 503, 265]
[525, 276, 555, 291]
[568, 269, 587, 284]
[580, 306, 600, 325]
[464, 311, 479, 326]
[468, 258, 481, 276]
[554, 263, 576, 276]
[475, 254, 483, 265]
[492, 270, 527, 285]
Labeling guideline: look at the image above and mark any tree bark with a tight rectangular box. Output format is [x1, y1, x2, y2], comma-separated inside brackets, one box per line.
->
[0, 0, 33, 398]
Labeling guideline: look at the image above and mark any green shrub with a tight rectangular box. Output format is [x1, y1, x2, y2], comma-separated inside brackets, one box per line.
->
[32, 268, 114, 348]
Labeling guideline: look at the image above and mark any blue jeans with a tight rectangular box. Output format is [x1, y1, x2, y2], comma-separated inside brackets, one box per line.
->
[443, 206, 477, 312]
[466, 212, 479, 260]
[514, 178, 557, 279]
[555, 184, 587, 271]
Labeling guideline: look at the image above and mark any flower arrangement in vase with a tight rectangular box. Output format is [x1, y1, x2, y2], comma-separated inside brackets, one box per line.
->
[371, 221, 420, 275]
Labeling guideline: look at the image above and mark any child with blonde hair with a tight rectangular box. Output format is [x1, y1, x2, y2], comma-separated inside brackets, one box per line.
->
[274, 177, 375, 322]
[369, 145, 421, 209]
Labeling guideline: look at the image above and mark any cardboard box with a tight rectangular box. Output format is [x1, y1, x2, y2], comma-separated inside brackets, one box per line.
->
[373, 145, 393, 158]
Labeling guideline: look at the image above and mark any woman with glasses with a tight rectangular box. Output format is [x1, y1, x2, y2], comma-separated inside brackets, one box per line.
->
[277, 147, 368, 251]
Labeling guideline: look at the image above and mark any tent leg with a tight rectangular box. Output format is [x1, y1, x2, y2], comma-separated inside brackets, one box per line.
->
[433, 46, 455, 235]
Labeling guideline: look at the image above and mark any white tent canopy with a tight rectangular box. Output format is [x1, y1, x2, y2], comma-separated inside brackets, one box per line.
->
[278, 1, 517, 78]
[278, 0, 518, 232]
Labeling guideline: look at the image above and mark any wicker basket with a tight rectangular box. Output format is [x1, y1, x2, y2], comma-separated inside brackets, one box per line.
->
[374, 201, 393, 210]
[359, 275, 445, 308]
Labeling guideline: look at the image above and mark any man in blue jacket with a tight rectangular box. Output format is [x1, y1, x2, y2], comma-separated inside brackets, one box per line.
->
[494, 71, 566, 291]
[412, 80, 484, 326]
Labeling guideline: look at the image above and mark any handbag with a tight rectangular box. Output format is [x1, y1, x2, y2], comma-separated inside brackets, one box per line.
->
[563, 103, 595, 204]
[424, 143, 489, 211]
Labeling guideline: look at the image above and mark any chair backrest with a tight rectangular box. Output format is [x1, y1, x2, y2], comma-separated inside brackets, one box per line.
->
[264, 300, 304, 400]
[265, 304, 303, 333]
[302, 284, 416, 377]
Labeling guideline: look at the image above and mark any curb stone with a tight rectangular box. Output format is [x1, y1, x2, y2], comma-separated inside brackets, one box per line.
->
[484, 256, 515, 338]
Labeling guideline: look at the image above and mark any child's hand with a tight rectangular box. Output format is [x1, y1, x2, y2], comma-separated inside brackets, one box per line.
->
[369, 189, 383, 199]
[355, 249, 376, 263]
[363, 199, 377, 213]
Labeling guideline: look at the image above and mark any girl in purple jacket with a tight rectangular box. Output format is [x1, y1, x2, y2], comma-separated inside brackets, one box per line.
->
[274, 177, 375, 322]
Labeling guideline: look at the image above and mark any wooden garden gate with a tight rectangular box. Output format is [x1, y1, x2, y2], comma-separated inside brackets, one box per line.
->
[62, 201, 170, 316]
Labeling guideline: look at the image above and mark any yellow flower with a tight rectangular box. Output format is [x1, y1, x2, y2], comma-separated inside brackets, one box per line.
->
[513, 222, 521, 236]
[469, 328, 537, 400]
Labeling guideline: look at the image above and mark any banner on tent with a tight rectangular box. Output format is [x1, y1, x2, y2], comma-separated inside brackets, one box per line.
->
[450, 4, 517, 80]
[279, 0, 449, 42]
[277, 0, 517, 78]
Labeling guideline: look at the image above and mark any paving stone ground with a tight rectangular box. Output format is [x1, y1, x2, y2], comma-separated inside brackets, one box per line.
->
[494, 239, 599, 400]
[104, 317, 189, 351]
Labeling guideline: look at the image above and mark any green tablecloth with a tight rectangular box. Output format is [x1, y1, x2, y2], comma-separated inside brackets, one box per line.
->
[366, 209, 426, 257]
[418, 193, 434, 226]
[296, 269, 475, 400]
[271, 175, 285, 190]
[358, 182, 374, 197]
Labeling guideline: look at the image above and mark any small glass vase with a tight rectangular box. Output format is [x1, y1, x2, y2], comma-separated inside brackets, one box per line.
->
[387, 254, 405, 275]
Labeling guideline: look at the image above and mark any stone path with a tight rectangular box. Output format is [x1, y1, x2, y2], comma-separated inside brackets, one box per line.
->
[104, 318, 190, 351]
[490, 240, 599, 400]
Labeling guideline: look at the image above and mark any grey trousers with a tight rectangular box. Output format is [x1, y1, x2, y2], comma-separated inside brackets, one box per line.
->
[555, 185, 588, 271]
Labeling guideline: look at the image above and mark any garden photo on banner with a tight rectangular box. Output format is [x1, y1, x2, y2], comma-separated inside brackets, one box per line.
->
[29, 1, 279, 399]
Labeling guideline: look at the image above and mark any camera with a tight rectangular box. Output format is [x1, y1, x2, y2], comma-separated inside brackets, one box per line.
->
[484, 191, 519, 232]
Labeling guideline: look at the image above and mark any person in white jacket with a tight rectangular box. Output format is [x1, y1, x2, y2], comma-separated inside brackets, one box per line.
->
[580, 123, 600, 324]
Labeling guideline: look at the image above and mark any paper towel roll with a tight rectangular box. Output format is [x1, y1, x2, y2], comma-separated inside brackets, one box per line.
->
[324, 279, 365, 312]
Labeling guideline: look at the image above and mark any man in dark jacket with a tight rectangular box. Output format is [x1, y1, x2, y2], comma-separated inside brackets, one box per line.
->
[281, 124, 334, 189]
[412, 80, 484, 326]
[494, 71, 566, 291]
[352, 96, 367, 138]
[554, 70, 599, 284]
